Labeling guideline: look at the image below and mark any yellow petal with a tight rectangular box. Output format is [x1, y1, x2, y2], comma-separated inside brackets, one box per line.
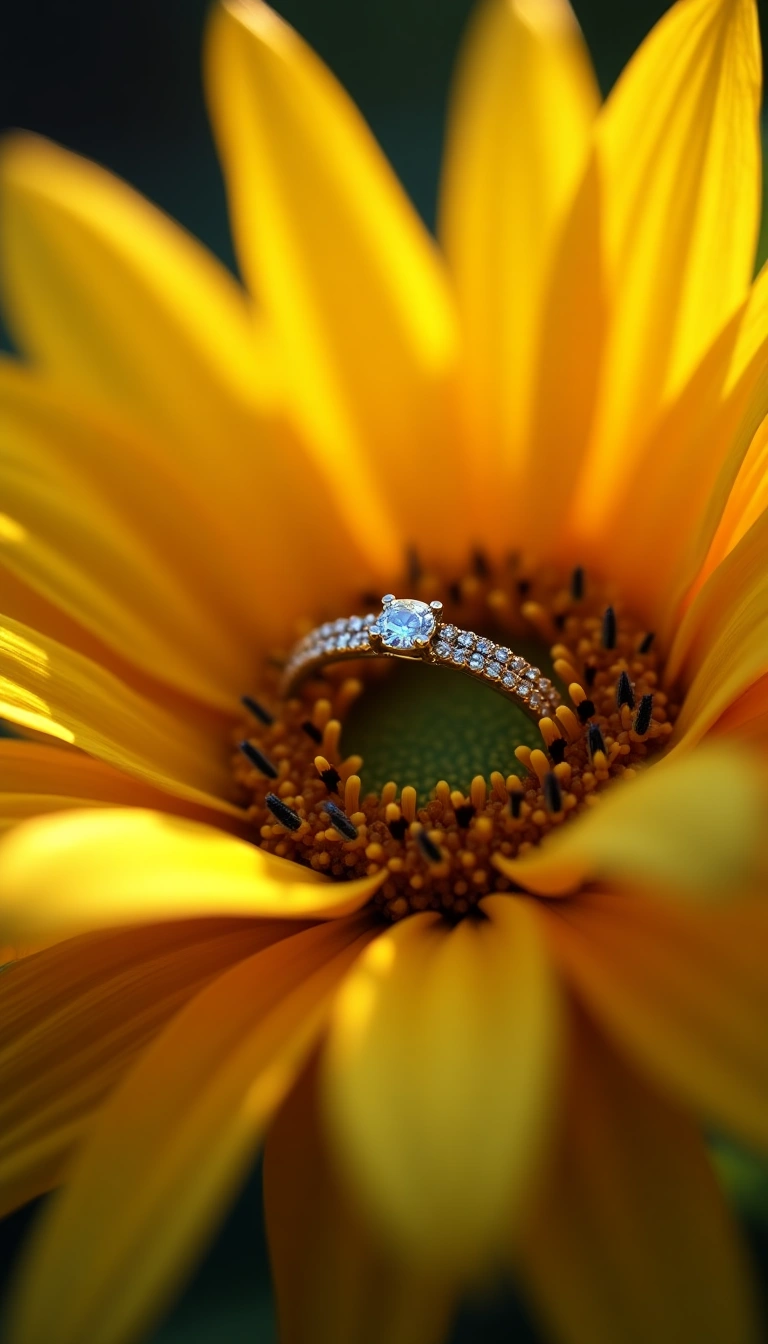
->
[205, 0, 460, 560]
[519, 1007, 760, 1344]
[439, 0, 599, 547]
[6, 917, 375, 1344]
[0, 362, 254, 710]
[494, 743, 764, 899]
[0, 142, 392, 638]
[0, 916, 290, 1218]
[587, 258, 768, 637]
[575, 0, 762, 530]
[0, 131, 263, 432]
[0, 807, 386, 941]
[0, 611, 237, 812]
[0, 740, 234, 833]
[265, 1061, 455, 1344]
[541, 891, 768, 1153]
[667, 507, 768, 746]
[323, 898, 561, 1273]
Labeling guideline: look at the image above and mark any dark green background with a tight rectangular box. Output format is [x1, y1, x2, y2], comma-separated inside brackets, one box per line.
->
[2, 2, 768, 1340]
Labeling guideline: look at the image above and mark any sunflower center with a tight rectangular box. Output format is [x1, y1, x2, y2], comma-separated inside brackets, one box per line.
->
[232, 558, 677, 920]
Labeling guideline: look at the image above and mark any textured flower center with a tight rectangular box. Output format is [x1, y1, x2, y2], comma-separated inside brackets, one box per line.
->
[233, 558, 678, 920]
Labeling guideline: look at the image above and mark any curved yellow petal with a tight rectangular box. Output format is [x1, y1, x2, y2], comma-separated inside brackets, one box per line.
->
[323, 898, 561, 1273]
[0, 131, 262, 429]
[265, 1061, 455, 1344]
[711, 670, 768, 747]
[667, 507, 768, 746]
[519, 1007, 760, 1344]
[0, 741, 237, 833]
[541, 891, 768, 1154]
[0, 917, 289, 1218]
[6, 917, 375, 1344]
[0, 611, 236, 812]
[439, 0, 599, 548]
[589, 257, 768, 636]
[575, 0, 761, 532]
[494, 743, 764, 899]
[0, 363, 255, 712]
[0, 144, 391, 639]
[205, 0, 459, 561]
[0, 807, 386, 942]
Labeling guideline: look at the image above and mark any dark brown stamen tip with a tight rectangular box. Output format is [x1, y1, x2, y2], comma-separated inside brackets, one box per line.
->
[388, 816, 408, 841]
[407, 545, 422, 584]
[570, 566, 585, 601]
[601, 606, 617, 649]
[239, 740, 278, 778]
[509, 791, 524, 819]
[639, 631, 655, 654]
[549, 737, 567, 765]
[473, 548, 490, 578]
[454, 803, 476, 829]
[616, 670, 635, 710]
[241, 695, 274, 726]
[576, 699, 596, 724]
[543, 772, 562, 814]
[318, 765, 341, 794]
[301, 719, 323, 744]
[634, 694, 654, 735]
[265, 793, 302, 831]
[587, 723, 606, 759]
[323, 800, 358, 841]
[416, 827, 442, 864]
[584, 664, 597, 687]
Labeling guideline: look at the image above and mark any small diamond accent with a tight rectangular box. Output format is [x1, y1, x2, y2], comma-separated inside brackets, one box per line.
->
[509, 656, 525, 672]
[519, 682, 532, 700]
[485, 661, 502, 680]
[529, 693, 541, 711]
[452, 649, 466, 666]
[525, 667, 537, 681]
[502, 670, 517, 688]
[458, 631, 475, 649]
[440, 624, 458, 642]
[435, 640, 452, 659]
[337, 633, 350, 649]
[348, 615, 363, 631]
[469, 652, 485, 671]
[496, 647, 511, 663]
[475, 637, 493, 656]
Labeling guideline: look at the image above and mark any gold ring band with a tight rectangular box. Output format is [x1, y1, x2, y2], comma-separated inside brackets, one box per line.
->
[281, 594, 560, 722]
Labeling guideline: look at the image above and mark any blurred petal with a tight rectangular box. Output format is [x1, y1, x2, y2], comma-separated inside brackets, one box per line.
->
[323, 899, 561, 1272]
[0, 138, 393, 642]
[439, 0, 599, 545]
[576, 0, 762, 529]
[0, 132, 262, 437]
[205, 0, 460, 560]
[541, 890, 768, 1152]
[0, 741, 235, 833]
[265, 1061, 455, 1344]
[0, 363, 253, 709]
[6, 917, 375, 1344]
[0, 917, 291, 1217]
[667, 507, 768, 746]
[494, 744, 763, 899]
[0, 807, 385, 942]
[519, 1008, 760, 1344]
[0, 612, 237, 811]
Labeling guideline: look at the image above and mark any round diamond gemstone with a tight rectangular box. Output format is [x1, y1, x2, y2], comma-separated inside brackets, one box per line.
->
[440, 624, 458, 643]
[475, 637, 493, 656]
[435, 640, 452, 659]
[485, 660, 502, 680]
[469, 652, 485, 671]
[452, 649, 466, 666]
[458, 631, 475, 649]
[377, 598, 436, 651]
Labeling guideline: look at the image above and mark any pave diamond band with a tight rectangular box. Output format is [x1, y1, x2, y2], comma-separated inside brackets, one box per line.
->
[281, 595, 561, 721]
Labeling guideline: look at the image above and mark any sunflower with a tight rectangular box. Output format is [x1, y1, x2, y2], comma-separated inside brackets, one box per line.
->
[1, 0, 768, 1339]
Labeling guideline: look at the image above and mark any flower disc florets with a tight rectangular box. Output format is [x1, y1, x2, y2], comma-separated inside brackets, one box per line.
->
[233, 557, 677, 921]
